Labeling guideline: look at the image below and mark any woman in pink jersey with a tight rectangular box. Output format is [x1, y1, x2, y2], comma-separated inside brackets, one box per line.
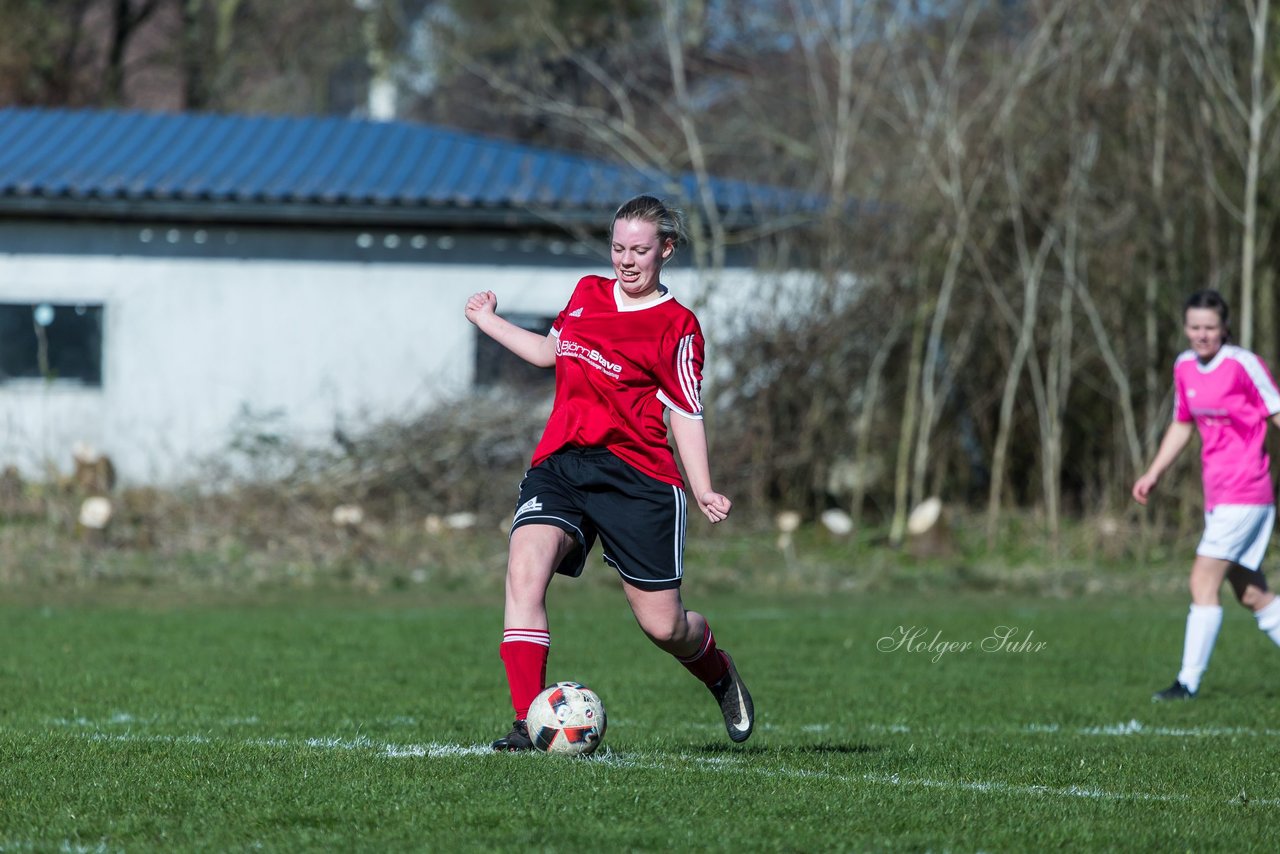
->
[464, 195, 753, 749]
[1133, 289, 1280, 700]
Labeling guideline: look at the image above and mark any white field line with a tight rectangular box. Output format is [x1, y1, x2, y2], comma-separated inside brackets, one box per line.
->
[678, 718, 1280, 739]
[0, 843, 117, 853]
[48, 711, 1280, 743]
[48, 712, 1280, 741]
[79, 731, 491, 759]
[589, 753, 1280, 808]
[47, 725, 1280, 809]
[864, 719, 1280, 739]
[858, 773, 1207, 805]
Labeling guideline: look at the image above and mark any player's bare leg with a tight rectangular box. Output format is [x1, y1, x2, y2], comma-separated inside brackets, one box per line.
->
[1226, 564, 1276, 611]
[622, 585, 703, 654]
[1227, 565, 1280, 652]
[504, 525, 575, 630]
[624, 584, 754, 743]
[1189, 555, 1232, 606]
[494, 525, 577, 751]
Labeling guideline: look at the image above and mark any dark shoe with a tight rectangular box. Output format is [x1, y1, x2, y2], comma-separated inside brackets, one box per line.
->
[1152, 681, 1196, 702]
[491, 719, 533, 751]
[709, 652, 754, 743]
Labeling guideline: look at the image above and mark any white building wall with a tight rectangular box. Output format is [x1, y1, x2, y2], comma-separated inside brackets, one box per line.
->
[0, 248, 752, 484]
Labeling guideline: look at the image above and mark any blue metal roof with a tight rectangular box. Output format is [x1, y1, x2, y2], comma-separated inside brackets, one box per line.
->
[0, 107, 822, 227]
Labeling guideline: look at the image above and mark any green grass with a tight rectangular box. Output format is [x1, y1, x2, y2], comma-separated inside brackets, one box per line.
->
[2, 586, 1277, 851]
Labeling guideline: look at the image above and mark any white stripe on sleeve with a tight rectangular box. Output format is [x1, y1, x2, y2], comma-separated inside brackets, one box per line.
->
[676, 334, 702, 414]
[1234, 347, 1280, 415]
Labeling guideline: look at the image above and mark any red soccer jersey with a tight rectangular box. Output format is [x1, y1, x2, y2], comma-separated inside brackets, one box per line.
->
[531, 275, 705, 486]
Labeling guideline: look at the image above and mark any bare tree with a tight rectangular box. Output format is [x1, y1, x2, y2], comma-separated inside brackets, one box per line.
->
[0, 0, 365, 111]
[1180, 0, 1280, 349]
[176, 0, 365, 112]
[983, 146, 1058, 545]
[882, 1, 1070, 544]
[0, 0, 97, 104]
[105, 0, 163, 103]
[660, 0, 726, 283]
[410, 2, 747, 299]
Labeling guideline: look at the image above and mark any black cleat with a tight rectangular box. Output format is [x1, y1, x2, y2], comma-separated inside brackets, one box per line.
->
[491, 719, 533, 751]
[1152, 681, 1196, 702]
[709, 652, 754, 743]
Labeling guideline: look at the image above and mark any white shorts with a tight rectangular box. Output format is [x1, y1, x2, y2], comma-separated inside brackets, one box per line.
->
[1197, 504, 1275, 571]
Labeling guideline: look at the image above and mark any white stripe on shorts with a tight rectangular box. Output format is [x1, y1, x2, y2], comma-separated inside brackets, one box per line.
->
[1197, 504, 1275, 571]
[673, 484, 686, 581]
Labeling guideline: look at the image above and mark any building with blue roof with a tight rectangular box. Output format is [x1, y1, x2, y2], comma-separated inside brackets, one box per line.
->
[0, 107, 818, 227]
[0, 108, 818, 484]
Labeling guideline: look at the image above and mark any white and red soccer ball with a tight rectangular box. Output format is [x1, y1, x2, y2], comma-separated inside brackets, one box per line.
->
[525, 681, 607, 756]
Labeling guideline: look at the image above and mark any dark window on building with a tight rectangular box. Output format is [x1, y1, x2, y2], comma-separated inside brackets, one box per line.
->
[474, 312, 556, 390]
[0, 302, 104, 386]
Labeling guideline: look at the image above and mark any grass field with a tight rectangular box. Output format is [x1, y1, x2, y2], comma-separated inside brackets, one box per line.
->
[2, 584, 1277, 851]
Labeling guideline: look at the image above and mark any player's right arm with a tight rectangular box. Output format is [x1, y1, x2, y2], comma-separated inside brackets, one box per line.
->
[1132, 420, 1195, 505]
[464, 290, 557, 368]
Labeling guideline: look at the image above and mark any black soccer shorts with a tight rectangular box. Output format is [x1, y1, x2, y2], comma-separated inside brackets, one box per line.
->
[509, 447, 688, 591]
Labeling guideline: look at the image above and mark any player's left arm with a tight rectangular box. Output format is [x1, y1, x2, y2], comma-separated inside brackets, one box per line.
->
[654, 320, 729, 522]
[1240, 350, 1280, 430]
[669, 414, 732, 524]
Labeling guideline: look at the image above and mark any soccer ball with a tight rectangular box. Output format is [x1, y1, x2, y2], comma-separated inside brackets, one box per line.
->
[525, 681, 607, 756]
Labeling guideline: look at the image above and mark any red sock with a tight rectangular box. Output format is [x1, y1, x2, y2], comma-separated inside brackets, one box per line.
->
[676, 623, 729, 687]
[500, 628, 550, 720]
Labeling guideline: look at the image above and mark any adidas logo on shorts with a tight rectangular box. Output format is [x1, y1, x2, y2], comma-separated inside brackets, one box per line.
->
[514, 496, 543, 519]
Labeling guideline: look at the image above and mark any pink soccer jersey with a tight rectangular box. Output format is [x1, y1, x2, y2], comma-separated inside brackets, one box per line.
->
[1174, 344, 1280, 509]
[531, 275, 704, 486]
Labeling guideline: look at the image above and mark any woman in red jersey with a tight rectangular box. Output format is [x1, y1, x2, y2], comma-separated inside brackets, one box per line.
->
[465, 195, 753, 750]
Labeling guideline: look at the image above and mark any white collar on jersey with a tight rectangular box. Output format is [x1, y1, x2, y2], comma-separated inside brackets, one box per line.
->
[614, 281, 674, 312]
[1193, 344, 1238, 373]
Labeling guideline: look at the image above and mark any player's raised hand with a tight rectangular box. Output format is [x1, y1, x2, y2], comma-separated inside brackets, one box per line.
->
[464, 290, 497, 325]
[698, 491, 732, 523]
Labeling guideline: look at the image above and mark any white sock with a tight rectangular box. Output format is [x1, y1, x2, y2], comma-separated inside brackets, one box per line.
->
[1176, 604, 1223, 694]
[1254, 598, 1280, 646]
